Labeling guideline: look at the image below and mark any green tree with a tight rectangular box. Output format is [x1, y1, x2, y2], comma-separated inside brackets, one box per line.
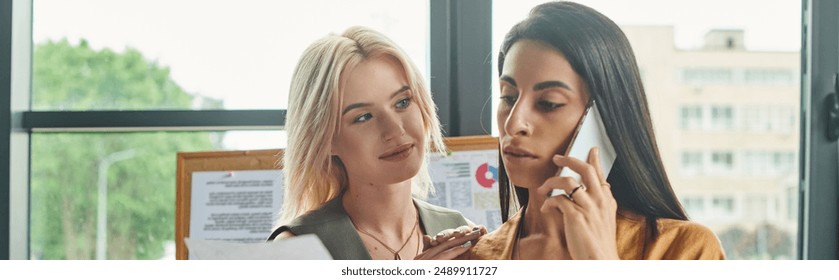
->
[29, 39, 224, 259]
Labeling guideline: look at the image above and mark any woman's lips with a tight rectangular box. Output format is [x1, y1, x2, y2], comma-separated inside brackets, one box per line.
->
[502, 145, 538, 159]
[379, 143, 414, 161]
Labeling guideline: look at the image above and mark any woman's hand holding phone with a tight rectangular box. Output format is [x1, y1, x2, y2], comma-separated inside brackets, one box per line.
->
[537, 147, 620, 259]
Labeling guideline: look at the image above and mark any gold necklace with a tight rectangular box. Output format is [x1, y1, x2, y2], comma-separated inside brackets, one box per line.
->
[352, 213, 419, 260]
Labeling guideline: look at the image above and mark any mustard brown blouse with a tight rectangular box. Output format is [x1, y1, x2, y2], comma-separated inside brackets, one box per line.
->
[462, 209, 725, 260]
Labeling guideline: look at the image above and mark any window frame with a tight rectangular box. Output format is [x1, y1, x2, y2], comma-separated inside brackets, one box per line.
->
[2, 0, 31, 260]
[799, 0, 839, 260]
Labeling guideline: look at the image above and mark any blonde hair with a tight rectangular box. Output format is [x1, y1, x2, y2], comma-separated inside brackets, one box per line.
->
[278, 26, 446, 225]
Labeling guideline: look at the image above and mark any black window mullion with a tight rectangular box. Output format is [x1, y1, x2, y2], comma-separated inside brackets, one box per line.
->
[430, 0, 492, 137]
[1, 0, 14, 260]
[800, 0, 839, 260]
[22, 110, 286, 132]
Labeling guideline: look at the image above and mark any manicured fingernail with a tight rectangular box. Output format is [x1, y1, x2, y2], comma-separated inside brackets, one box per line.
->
[460, 241, 472, 248]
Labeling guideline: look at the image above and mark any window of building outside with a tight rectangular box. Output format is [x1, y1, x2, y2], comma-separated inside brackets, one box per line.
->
[745, 195, 770, 221]
[741, 105, 795, 133]
[711, 105, 734, 130]
[494, 0, 801, 259]
[773, 152, 795, 174]
[683, 68, 733, 85]
[680, 151, 704, 175]
[710, 151, 734, 174]
[745, 151, 793, 176]
[773, 106, 795, 132]
[682, 196, 706, 217]
[712, 196, 736, 216]
[680, 105, 704, 130]
[744, 69, 794, 86]
[744, 151, 768, 176]
[29, 0, 429, 260]
[743, 106, 769, 132]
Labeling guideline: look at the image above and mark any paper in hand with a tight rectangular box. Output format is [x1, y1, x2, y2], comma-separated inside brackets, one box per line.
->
[185, 234, 333, 260]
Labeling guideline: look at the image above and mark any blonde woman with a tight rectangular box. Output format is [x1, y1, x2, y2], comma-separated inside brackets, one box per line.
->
[267, 26, 484, 260]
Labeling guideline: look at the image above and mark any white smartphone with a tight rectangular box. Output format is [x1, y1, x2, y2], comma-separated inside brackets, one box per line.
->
[550, 101, 617, 197]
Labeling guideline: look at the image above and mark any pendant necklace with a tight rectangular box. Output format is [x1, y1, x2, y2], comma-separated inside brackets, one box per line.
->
[353, 213, 419, 260]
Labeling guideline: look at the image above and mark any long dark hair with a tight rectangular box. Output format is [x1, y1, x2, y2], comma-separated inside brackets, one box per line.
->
[497, 1, 688, 244]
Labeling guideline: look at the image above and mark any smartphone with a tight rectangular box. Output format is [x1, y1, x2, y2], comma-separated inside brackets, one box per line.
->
[550, 101, 617, 197]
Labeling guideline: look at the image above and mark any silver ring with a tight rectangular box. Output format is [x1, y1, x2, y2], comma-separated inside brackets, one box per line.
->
[566, 184, 586, 200]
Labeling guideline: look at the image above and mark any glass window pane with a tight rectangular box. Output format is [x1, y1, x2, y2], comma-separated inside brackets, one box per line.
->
[29, 132, 225, 259]
[223, 131, 287, 150]
[32, 0, 429, 110]
[493, 0, 800, 259]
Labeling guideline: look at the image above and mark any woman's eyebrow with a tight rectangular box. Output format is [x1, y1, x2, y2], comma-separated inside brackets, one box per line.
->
[390, 85, 410, 98]
[342, 102, 370, 116]
[342, 85, 411, 116]
[533, 80, 573, 92]
[500, 75, 517, 88]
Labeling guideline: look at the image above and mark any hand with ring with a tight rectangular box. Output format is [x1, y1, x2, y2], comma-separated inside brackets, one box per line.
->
[563, 183, 587, 202]
[536, 147, 619, 259]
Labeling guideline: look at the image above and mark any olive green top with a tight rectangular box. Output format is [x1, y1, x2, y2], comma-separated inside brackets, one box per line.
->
[270, 196, 471, 260]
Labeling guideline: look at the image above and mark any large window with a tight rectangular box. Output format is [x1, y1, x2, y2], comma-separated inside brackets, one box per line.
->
[6, 0, 811, 260]
[33, 0, 430, 151]
[29, 0, 430, 259]
[32, 0, 429, 111]
[29, 132, 223, 260]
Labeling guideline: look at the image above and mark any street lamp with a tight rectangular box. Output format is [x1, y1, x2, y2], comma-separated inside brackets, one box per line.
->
[95, 149, 137, 260]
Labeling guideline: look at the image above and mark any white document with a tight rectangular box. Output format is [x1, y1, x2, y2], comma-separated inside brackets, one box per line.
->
[189, 170, 283, 244]
[185, 234, 332, 260]
[428, 150, 502, 231]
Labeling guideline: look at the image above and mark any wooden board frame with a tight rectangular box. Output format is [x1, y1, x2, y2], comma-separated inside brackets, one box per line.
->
[174, 135, 497, 259]
[175, 149, 282, 260]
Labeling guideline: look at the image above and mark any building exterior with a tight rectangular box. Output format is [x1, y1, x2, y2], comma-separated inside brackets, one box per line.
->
[623, 26, 799, 259]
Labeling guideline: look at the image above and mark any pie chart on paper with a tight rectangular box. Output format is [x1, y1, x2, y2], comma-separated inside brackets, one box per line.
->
[475, 163, 498, 189]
